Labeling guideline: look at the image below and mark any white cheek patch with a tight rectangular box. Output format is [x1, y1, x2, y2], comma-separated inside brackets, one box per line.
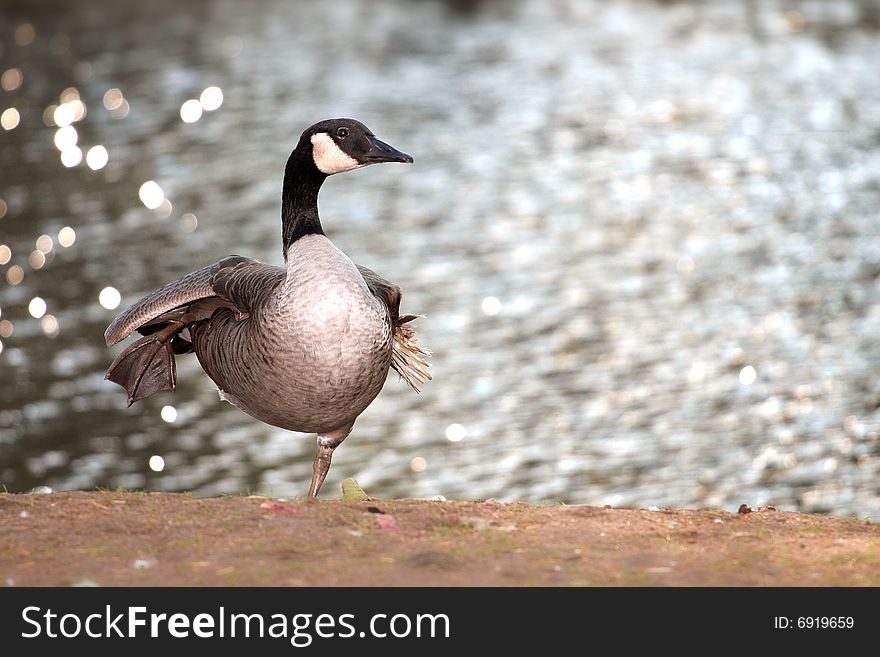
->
[311, 132, 361, 174]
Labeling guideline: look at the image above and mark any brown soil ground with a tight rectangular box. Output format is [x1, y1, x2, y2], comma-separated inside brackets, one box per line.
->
[3, 490, 879, 586]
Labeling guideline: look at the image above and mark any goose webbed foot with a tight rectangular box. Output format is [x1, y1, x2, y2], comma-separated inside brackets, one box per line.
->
[105, 321, 183, 405]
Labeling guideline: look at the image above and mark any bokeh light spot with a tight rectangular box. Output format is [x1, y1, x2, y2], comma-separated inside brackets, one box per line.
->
[110, 99, 130, 119]
[60, 146, 83, 167]
[180, 99, 203, 123]
[86, 145, 109, 170]
[41, 314, 59, 338]
[102, 88, 124, 111]
[676, 255, 695, 274]
[161, 405, 178, 423]
[445, 423, 466, 442]
[36, 234, 54, 254]
[1, 68, 23, 92]
[53, 99, 85, 127]
[6, 265, 24, 285]
[156, 199, 173, 219]
[28, 250, 46, 269]
[199, 86, 223, 111]
[58, 227, 76, 247]
[138, 181, 165, 210]
[1, 107, 20, 130]
[59, 87, 80, 103]
[42, 105, 58, 127]
[14, 23, 35, 47]
[481, 296, 501, 316]
[28, 297, 47, 319]
[181, 212, 198, 233]
[99, 286, 121, 310]
[54, 125, 78, 150]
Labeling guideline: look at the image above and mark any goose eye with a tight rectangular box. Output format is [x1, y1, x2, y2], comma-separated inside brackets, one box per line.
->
[336, 127, 349, 139]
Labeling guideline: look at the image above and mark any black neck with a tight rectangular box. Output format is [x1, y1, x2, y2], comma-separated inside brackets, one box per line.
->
[281, 147, 328, 257]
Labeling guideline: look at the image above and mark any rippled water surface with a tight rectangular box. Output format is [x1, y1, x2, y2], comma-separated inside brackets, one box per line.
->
[2, 0, 880, 517]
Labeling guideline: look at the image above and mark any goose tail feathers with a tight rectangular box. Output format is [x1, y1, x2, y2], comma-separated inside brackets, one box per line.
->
[391, 315, 432, 393]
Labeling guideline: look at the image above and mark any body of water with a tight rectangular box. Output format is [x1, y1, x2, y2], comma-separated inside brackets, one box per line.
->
[1, 0, 879, 517]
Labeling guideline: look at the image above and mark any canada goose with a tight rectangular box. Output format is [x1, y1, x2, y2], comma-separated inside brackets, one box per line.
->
[104, 118, 430, 498]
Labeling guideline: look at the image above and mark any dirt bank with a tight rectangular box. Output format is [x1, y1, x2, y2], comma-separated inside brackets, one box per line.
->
[3, 490, 878, 586]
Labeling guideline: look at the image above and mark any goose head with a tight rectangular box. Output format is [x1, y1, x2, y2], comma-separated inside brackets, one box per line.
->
[301, 118, 413, 175]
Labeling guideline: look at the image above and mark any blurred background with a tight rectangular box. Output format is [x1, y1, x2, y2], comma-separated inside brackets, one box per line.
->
[1, 0, 879, 517]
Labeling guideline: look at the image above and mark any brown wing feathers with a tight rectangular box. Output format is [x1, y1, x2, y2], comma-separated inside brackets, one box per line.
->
[104, 255, 254, 346]
[103, 255, 268, 405]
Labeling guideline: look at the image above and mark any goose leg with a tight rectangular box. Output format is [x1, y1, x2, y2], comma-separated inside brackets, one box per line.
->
[308, 424, 353, 498]
[309, 444, 336, 499]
